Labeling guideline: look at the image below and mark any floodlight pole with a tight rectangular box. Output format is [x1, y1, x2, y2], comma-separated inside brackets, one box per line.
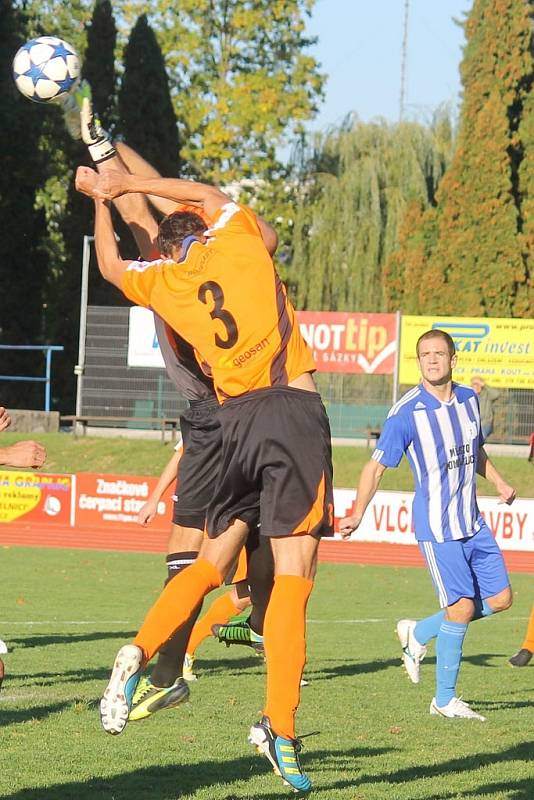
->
[399, 0, 410, 121]
[74, 234, 94, 418]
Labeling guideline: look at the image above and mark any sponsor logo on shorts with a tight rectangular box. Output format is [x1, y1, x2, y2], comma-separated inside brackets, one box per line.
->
[232, 338, 269, 368]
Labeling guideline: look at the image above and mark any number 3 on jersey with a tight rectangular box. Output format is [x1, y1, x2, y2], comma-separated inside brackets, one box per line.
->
[198, 281, 238, 350]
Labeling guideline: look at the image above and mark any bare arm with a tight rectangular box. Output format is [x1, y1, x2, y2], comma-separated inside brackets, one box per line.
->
[338, 459, 387, 539]
[0, 407, 10, 433]
[92, 192, 131, 289]
[115, 142, 177, 216]
[477, 446, 516, 504]
[0, 441, 46, 468]
[136, 444, 183, 526]
[90, 171, 231, 219]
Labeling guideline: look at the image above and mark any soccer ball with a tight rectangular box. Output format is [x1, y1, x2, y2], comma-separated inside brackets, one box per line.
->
[12, 36, 80, 104]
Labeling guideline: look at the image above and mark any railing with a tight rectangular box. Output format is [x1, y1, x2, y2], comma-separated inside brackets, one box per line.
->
[0, 345, 64, 412]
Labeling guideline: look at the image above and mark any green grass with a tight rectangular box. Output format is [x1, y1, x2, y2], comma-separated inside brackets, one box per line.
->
[1, 432, 531, 497]
[0, 548, 532, 799]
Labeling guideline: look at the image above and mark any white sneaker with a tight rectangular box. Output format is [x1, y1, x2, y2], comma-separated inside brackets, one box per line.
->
[0, 639, 7, 655]
[396, 619, 427, 684]
[183, 652, 197, 681]
[430, 696, 486, 721]
[100, 644, 143, 735]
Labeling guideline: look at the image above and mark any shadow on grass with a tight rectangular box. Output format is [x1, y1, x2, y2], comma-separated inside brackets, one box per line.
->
[358, 740, 534, 787]
[7, 631, 136, 649]
[0, 700, 71, 725]
[306, 656, 403, 680]
[0, 745, 391, 800]
[10, 666, 112, 685]
[417, 776, 533, 800]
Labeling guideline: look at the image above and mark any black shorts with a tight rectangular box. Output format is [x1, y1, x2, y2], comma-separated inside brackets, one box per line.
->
[172, 397, 222, 529]
[206, 386, 334, 539]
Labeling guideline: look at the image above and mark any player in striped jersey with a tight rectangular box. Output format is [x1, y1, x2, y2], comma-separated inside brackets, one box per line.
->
[340, 329, 515, 721]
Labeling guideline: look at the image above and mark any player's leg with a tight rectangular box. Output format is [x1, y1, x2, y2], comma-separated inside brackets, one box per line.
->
[249, 533, 318, 795]
[509, 603, 534, 666]
[187, 582, 251, 660]
[129, 400, 223, 719]
[128, 522, 203, 721]
[419, 536, 497, 720]
[114, 142, 177, 216]
[100, 518, 248, 734]
[212, 529, 273, 649]
[230, 387, 332, 794]
[0, 638, 6, 692]
[398, 533, 513, 685]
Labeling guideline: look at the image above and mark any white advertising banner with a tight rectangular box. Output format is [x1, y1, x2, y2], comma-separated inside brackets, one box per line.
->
[127, 307, 165, 368]
[333, 489, 534, 552]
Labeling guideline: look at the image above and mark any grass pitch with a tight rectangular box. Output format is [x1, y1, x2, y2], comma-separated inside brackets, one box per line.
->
[0, 431, 531, 497]
[0, 547, 532, 799]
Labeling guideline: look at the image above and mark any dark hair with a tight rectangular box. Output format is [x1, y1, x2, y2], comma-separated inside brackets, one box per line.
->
[156, 211, 207, 257]
[416, 328, 456, 357]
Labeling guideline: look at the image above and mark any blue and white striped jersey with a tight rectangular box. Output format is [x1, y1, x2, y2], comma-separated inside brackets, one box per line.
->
[372, 383, 485, 543]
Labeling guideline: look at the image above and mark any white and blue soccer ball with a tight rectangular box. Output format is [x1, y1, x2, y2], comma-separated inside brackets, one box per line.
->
[12, 36, 80, 104]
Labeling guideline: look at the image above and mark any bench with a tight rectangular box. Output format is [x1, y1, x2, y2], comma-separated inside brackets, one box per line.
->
[60, 415, 180, 443]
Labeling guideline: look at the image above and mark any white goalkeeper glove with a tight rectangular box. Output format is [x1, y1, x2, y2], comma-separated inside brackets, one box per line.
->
[80, 95, 116, 164]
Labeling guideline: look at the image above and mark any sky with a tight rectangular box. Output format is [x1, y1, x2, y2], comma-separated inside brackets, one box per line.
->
[304, 0, 472, 134]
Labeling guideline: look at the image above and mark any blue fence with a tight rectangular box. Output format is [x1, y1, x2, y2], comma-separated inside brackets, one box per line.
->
[0, 345, 64, 412]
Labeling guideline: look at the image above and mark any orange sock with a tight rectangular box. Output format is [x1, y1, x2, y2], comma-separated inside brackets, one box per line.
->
[134, 558, 222, 661]
[522, 604, 534, 651]
[186, 590, 241, 656]
[263, 574, 313, 740]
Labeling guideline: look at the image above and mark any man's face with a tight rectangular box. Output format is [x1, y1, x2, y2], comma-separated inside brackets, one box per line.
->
[417, 336, 456, 386]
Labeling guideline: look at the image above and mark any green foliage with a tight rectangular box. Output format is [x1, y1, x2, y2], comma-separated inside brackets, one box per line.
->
[82, 0, 118, 133]
[0, 0, 52, 406]
[288, 114, 453, 311]
[119, 0, 324, 183]
[386, 0, 534, 317]
[119, 14, 181, 177]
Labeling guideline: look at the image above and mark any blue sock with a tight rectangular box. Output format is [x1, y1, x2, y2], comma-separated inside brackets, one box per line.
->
[414, 610, 445, 645]
[435, 620, 468, 707]
[472, 598, 494, 621]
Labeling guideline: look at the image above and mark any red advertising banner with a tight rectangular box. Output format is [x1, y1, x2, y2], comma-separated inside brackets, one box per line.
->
[297, 311, 397, 374]
[75, 473, 174, 530]
[0, 471, 73, 526]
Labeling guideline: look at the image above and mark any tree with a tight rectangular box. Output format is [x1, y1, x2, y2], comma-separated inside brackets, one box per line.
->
[0, 0, 51, 407]
[287, 114, 453, 312]
[119, 14, 181, 177]
[386, 0, 534, 317]
[83, 0, 118, 133]
[120, 0, 324, 183]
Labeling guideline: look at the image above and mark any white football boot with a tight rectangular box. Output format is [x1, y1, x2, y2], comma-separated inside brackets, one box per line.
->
[396, 619, 427, 684]
[430, 696, 486, 721]
[100, 644, 143, 734]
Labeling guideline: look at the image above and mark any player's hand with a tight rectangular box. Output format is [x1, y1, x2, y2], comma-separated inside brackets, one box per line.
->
[338, 514, 362, 540]
[75, 166, 99, 198]
[0, 441, 46, 468]
[91, 170, 130, 201]
[136, 499, 158, 526]
[496, 479, 516, 505]
[0, 407, 11, 433]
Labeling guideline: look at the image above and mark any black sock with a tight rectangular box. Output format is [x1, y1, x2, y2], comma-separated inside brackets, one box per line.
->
[246, 531, 274, 636]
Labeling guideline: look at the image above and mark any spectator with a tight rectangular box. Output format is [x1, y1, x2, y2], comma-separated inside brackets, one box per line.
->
[471, 377, 500, 439]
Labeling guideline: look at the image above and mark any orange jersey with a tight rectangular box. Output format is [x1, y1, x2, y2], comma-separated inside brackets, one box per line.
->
[121, 202, 315, 402]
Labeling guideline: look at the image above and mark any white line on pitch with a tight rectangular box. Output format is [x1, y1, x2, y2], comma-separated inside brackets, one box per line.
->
[0, 616, 530, 627]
